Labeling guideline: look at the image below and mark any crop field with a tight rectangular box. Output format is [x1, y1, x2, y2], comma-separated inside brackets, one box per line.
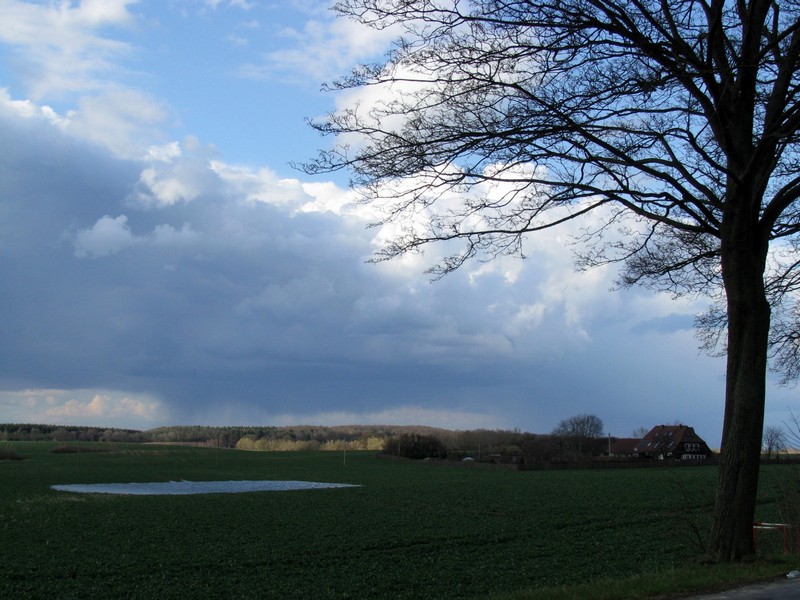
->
[0, 443, 793, 599]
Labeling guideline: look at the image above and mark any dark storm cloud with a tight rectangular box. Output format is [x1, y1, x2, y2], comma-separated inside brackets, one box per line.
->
[4, 102, 796, 443]
[0, 105, 536, 427]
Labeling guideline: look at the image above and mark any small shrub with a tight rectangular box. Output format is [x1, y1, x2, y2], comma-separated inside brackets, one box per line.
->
[235, 436, 256, 450]
[0, 447, 24, 460]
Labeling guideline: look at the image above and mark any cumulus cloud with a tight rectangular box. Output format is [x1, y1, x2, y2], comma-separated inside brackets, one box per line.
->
[74, 215, 139, 258]
[73, 216, 199, 258]
[210, 160, 314, 208]
[136, 165, 206, 206]
[0, 389, 167, 428]
[0, 87, 63, 123]
[1, 86, 166, 159]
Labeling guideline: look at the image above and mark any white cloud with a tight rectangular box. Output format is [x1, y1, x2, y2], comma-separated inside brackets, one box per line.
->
[0, 2, 173, 159]
[78, 0, 138, 25]
[73, 215, 198, 258]
[1, 86, 167, 160]
[131, 140, 223, 206]
[137, 166, 203, 206]
[468, 260, 525, 286]
[202, 0, 254, 9]
[0, 0, 137, 100]
[0, 389, 167, 427]
[74, 215, 139, 258]
[237, 15, 397, 83]
[299, 180, 361, 215]
[62, 90, 168, 158]
[146, 141, 182, 163]
[0, 88, 167, 161]
[210, 160, 315, 208]
[0, 87, 64, 123]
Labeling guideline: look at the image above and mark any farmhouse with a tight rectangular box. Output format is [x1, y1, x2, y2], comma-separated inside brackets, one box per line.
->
[635, 424, 712, 460]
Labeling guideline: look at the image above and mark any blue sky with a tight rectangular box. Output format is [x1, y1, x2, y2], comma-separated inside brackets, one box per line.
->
[0, 0, 796, 445]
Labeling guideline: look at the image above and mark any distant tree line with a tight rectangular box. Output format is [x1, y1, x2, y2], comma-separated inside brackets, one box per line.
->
[1, 415, 615, 464]
[382, 416, 610, 463]
[0, 424, 146, 443]
[0, 424, 415, 446]
[1, 422, 537, 451]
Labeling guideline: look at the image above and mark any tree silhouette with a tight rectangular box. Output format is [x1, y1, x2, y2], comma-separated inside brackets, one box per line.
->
[552, 413, 604, 456]
[304, 0, 800, 561]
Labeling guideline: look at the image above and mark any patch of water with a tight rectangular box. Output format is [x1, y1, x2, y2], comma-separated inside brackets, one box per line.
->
[51, 480, 359, 495]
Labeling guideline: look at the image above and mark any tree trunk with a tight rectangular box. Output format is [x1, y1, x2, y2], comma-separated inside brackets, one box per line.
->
[708, 192, 771, 561]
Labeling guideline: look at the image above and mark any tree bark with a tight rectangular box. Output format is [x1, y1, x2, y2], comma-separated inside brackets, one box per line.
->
[708, 191, 771, 561]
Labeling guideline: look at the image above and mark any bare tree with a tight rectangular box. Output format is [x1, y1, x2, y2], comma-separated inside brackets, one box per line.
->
[552, 413, 604, 456]
[304, 0, 800, 561]
[763, 425, 786, 461]
[782, 410, 800, 451]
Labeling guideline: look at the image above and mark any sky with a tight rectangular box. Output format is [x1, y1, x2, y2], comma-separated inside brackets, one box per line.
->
[0, 0, 796, 446]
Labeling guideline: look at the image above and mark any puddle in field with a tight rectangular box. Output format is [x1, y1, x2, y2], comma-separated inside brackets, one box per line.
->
[51, 480, 359, 495]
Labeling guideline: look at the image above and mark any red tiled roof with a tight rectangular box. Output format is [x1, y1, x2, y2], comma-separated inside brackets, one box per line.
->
[609, 438, 640, 455]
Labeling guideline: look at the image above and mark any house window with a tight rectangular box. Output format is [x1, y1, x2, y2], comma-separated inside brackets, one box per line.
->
[682, 453, 707, 460]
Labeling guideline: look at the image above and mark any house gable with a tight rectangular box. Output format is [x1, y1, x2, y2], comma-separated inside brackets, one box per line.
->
[637, 424, 711, 460]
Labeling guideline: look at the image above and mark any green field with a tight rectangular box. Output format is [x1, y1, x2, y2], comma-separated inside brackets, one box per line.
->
[0, 443, 795, 599]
